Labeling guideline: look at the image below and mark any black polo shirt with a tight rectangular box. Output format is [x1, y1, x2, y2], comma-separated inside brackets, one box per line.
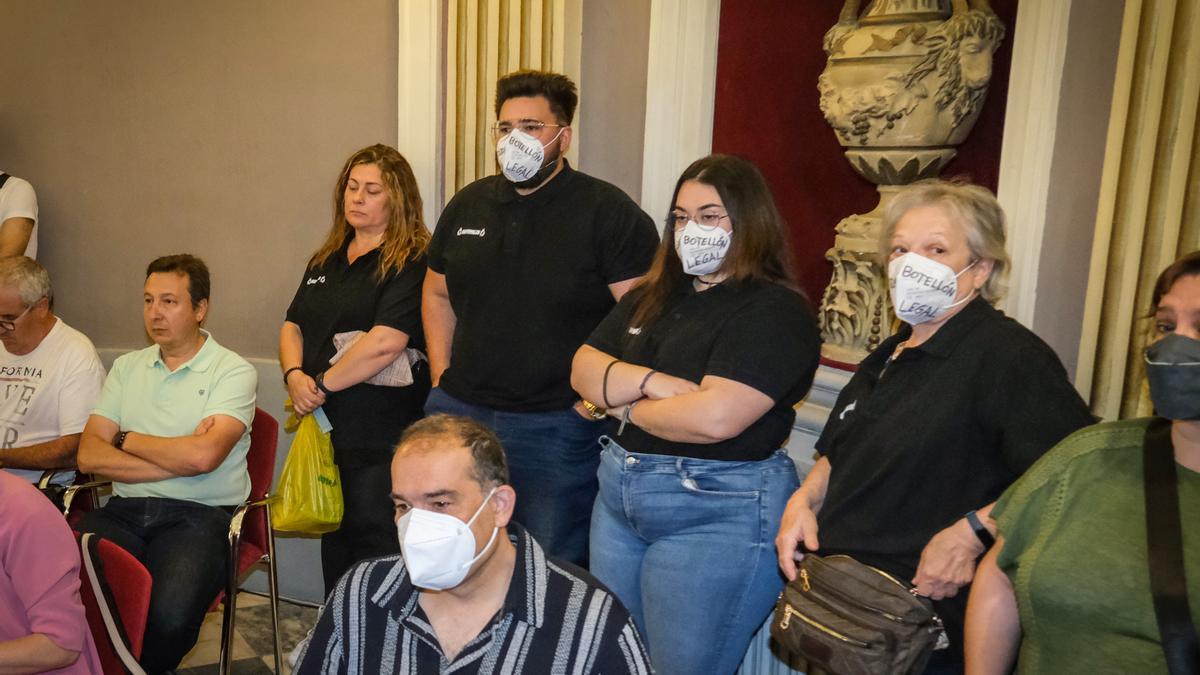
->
[285, 244, 428, 464]
[815, 297, 1094, 580]
[586, 279, 821, 461]
[427, 161, 658, 412]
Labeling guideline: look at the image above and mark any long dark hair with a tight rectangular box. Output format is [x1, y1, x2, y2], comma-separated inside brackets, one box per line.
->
[628, 154, 798, 329]
[309, 144, 430, 279]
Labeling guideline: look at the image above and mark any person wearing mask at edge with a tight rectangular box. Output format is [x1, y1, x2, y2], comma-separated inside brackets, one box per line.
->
[422, 70, 659, 567]
[294, 414, 652, 674]
[280, 144, 432, 594]
[0, 171, 37, 257]
[965, 250, 1200, 674]
[571, 154, 821, 674]
[774, 179, 1094, 674]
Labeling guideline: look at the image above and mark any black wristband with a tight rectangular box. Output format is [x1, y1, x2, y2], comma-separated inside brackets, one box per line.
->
[639, 369, 657, 397]
[314, 371, 333, 395]
[114, 431, 128, 450]
[601, 359, 620, 409]
[965, 510, 995, 549]
[283, 367, 303, 386]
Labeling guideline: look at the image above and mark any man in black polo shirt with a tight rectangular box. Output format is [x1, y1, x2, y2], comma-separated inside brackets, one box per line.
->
[294, 415, 651, 674]
[422, 70, 658, 566]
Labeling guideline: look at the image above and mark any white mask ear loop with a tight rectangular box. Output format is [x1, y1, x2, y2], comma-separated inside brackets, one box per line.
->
[459, 487, 500, 571]
[945, 259, 980, 310]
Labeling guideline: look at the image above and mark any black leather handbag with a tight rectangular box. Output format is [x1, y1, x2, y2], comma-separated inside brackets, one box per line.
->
[771, 554, 946, 675]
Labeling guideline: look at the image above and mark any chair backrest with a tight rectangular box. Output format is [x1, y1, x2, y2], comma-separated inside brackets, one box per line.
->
[241, 407, 280, 558]
[77, 532, 151, 673]
[247, 407, 280, 502]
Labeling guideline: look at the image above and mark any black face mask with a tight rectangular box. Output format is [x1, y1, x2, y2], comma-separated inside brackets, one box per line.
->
[1145, 333, 1200, 421]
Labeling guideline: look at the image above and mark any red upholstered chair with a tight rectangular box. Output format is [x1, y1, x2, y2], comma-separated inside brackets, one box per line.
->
[212, 407, 282, 674]
[66, 408, 283, 674]
[77, 532, 152, 675]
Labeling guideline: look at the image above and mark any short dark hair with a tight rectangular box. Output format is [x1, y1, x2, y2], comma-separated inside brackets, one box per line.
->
[494, 70, 578, 125]
[145, 254, 210, 306]
[1152, 250, 1200, 310]
[395, 415, 509, 490]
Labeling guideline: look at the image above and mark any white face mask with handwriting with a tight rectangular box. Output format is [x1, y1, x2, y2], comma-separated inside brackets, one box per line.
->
[674, 220, 732, 276]
[395, 488, 498, 590]
[887, 252, 977, 325]
[496, 128, 564, 187]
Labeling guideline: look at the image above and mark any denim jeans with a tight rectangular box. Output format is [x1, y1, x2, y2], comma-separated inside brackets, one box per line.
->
[590, 436, 800, 675]
[424, 387, 603, 567]
[75, 496, 232, 674]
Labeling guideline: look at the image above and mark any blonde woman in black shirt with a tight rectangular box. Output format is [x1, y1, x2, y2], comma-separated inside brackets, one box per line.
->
[571, 154, 821, 674]
[774, 179, 1093, 674]
[280, 144, 431, 592]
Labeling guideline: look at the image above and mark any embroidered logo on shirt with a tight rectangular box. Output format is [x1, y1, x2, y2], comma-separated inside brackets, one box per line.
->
[306, 275, 326, 285]
[199, 389, 206, 395]
[456, 227, 486, 237]
[839, 400, 857, 420]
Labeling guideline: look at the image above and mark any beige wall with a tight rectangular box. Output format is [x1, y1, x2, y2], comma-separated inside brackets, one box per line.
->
[577, 0, 651, 203]
[1, 0, 399, 360]
[1031, 0, 1125, 378]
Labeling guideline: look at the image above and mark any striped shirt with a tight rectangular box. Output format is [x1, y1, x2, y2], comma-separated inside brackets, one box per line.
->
[296, 524, 653, 674]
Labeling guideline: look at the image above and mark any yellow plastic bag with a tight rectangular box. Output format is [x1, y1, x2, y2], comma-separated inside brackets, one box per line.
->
[274, 406, 343, 533]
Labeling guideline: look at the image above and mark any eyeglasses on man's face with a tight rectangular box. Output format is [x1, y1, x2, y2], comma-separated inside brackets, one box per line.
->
[668, 212, 731, 230]
[490, 119, 564, 140]
[0, 301, 37, 333]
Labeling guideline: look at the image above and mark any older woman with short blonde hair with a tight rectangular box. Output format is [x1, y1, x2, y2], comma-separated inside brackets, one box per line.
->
[776, 179, 1094, 673]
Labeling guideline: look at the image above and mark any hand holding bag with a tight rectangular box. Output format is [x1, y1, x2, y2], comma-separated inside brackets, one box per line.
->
[274, 406, 343, 533]
[771, 554, 946, 675]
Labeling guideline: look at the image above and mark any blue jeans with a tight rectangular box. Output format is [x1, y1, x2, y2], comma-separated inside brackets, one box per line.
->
[591, 436, 800, 675]
[75, 496, 232, 674]
[424, 387, 604, 567]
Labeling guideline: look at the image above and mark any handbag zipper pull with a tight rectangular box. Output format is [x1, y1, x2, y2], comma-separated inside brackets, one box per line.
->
[800, 568, 811, 592]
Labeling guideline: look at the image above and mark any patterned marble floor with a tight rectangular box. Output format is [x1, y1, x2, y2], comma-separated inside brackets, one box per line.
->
[175, 592, 319, 675]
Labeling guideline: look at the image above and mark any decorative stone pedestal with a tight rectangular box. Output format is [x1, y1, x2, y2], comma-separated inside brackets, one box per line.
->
[815, 0, 1006, 363]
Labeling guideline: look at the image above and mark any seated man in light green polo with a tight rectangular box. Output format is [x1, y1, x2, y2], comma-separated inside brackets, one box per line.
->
[76, 253, 257, 675]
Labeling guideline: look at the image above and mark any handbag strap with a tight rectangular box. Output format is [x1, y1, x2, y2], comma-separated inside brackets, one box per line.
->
[1144, 418, 1200, 674]
[0, 173, 9, 190]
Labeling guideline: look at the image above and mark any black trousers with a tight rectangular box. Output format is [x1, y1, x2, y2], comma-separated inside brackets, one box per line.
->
[75, 497, 232, 674]
[320, 459, 400, 594]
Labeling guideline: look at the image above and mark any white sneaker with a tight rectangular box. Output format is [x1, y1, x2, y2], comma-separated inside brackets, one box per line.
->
[287, 626, 315, 670]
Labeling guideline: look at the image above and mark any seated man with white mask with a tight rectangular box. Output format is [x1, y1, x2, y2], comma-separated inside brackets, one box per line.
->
[295, 414, 650, 675]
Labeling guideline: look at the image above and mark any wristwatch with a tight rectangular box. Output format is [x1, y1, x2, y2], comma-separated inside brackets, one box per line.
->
[580, 399, 607, 420]
[964, 509, 995, 549]
[315, 371, 333, 395]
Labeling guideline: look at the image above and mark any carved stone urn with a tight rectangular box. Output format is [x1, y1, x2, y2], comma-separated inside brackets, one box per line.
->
[816, 0, 1005, 363]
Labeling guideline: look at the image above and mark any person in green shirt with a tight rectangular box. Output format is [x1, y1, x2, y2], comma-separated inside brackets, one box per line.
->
[965, 250, 1200, 673]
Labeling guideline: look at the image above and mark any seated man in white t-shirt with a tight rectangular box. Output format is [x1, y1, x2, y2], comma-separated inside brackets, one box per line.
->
[0, 257, 106, 486]
[0, 172, 37, 258]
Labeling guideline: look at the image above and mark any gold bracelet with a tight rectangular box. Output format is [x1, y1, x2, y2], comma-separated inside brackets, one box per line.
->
[580, 399, 607, 420]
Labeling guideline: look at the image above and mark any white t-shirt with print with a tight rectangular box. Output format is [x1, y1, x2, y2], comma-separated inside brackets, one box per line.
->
[1, 319, 105, 483]
[0, 172, 38, 258]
